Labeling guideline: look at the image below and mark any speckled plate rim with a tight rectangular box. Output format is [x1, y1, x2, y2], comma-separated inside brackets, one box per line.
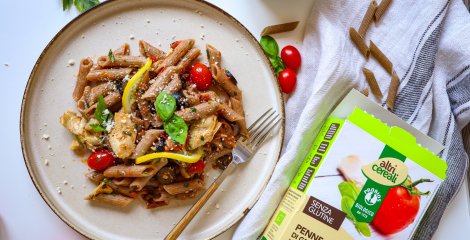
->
[20, 0, 285, 239]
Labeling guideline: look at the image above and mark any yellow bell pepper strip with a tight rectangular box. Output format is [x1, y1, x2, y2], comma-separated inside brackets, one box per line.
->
[122, 59, 152, 113]
[135, 148, 204, 164]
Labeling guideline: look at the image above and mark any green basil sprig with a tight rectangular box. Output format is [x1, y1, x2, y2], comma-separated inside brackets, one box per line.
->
[260, 35, 286, 75]
[108, 49, 115, 63]
[155, 92, 188, 144]
[338, 181, 371, 237]
[90, 95, 114, 132]
[63, 0, 99, 13]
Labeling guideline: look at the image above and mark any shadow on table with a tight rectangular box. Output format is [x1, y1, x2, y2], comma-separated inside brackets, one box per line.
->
[0, 215, 8, 240]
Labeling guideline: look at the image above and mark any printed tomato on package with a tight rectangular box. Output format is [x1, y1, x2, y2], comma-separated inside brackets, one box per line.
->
[262, 90, 448, 240]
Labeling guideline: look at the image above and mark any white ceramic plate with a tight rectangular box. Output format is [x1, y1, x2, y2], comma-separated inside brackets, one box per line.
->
[21, 0, 284, 239]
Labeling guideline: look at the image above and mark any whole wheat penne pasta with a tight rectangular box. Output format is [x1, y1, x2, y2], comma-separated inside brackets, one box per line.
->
[370, 41, 393, 74]
[162, 74, 182, 93]
[88, 193, 134, 207]
[361, 87, 370, 97]
[220, 104, 245, 122]
[160, 39, 195, 69]
[204, 148, 232, 163]
[83, 92, 121, 116]
[358, 0, 377, 37]
[132, 129, 164, 158]
[163, 178, 204, 195]
[175, 101, 220, 122]
[349, 27, 370, 58]
[77, 86, 91, 118]
[104, 165, 158, 178]
[141, 66, 181, 99]
[113, 43, 130, 56]
[206, 44, 222, 69]
[86, 82, 115, 105]
[211, 65, 242, 100]
[86, 68, 133, 81]
[375, 0, 392, 22]
[130, 158, 168, 191]
[136, 71, 152, 129]
[112, 178, 133, 187]
[97, 55, 146, 68]
[362, 67, 383, 99]
[139, 40, 166, 59]
[386, 71, 400, 110]
[230, 97, 249, 137]
[85, 171, 105, 183]
[73, 58, 94, 101]
[176, 48, 200, 71]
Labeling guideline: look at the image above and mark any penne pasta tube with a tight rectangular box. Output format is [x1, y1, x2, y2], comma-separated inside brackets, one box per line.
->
[211, 65, 242, 100]
[206, 44, 222, 69]
[73, 58, 94, 101]
[141, 66, 181, 99]
[97, 55, 147, 68]
[204, 148, 232, 163]
[83, 91, 121, 116]
[358, 0, 377, 37]
[375, 0, 393, 22]
[362, 67, 383, 99]
[369, 40, 394, 74]
[112, 178, 133, 187]
[361, 87, 370, 97]
[175, 101, 221, 122]
[85, 172, 137, 198]
[230, 97, 249, 137]
[162, 74, 182, 93]
[220, 103, 245, 122]
[130, 158, 168, 191]
[86, 82, 115, 105]
[159, 39, 195, 70]
[386, 71, 400, 110]
[139, 40, 166, 59]
[113, 43, 130, 56]
[132, 129, 164, 158]
[86, 68, 133, 81]
[176, 48, 201, 71]
[163, 178, 205, 195]
[88, 193, 134, 207]
[104, 165, 158, 178]
[85, 171, 105, 183]
[349, 27, 370, 58]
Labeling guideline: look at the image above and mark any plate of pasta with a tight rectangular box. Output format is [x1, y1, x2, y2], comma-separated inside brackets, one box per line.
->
[20, 0, 284, 239]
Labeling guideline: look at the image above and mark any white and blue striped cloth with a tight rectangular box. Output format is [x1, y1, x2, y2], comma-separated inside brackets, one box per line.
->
[234, 0, 470, 239]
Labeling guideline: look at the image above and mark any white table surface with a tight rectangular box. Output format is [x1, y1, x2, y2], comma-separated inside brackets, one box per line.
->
[1, 0, 469, 239]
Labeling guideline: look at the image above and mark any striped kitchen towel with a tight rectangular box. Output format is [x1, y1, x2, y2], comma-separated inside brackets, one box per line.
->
[234, 0, 470, 239]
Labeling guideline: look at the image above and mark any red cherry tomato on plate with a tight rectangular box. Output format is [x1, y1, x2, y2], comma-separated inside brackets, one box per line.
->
[87, 149, 115, 171]
[278, 69, 297, 94]
[281, 45, 301, 71]
[187, 160, 206, 174]
[190, 63, 213, 91]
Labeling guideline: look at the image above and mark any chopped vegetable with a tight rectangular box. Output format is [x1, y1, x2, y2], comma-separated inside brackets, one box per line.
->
[135, 148, 204, 164]
[122, 58, 152, 113]
[187, 160, 206, 174]
[90, 95, 114, 132]
[108, 49, 115, 63]
[164, 115, 188, 144]
[87, 149, 115, 171]
[155, 92, 177, 121]
[189, 63, 213, 91]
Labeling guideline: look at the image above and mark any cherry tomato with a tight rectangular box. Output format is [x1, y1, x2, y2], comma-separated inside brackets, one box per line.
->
[281, 45, 301, 70]
[278, 69, 297, 94]
[190, 63, 213, 91]
[87, 150, 115, 171]
[187, 160, 206, 174]
[372, 182, 422, 234]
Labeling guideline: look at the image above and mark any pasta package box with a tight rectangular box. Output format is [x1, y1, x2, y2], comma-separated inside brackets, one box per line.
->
[261, 90, 448, 240]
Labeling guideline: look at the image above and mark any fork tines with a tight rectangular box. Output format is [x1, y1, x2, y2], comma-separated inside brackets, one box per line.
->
[246, 108, 281, 149]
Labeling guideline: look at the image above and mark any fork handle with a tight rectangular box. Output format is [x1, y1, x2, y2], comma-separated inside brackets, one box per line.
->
[165, 162, 237, 240]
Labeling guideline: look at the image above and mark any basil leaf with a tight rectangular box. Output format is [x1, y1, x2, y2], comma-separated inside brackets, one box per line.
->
[260, 35, 279, 58]
[340, 196, 355, 219]
[338, 181, 360, 200]
[164, 115, 188, 144]
[108, 49, 115, 63]
[338, 181, 371, 237]
[74, 0, 100, 12]
[355, 222, 371, 237]
[92, 95, 114, 132]
[155, 92, 177, 121]
[270, 56, 286, 76]
[63, 0, 73, 11]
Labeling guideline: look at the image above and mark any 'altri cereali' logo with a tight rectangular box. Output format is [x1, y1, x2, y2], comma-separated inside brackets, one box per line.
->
[362, 157, 408, 187]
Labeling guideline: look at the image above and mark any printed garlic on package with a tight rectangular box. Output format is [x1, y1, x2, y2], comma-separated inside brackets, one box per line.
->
[262, 90, 448, 240]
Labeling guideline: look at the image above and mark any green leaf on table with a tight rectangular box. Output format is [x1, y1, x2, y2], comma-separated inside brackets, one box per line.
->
[108, 49, 115, 63]
[155, 91, 177, 121]
[63, 0, 73, 11]
[74, 0, 100, 12]
[164, 115, 188, 144]
[260, 35, 279, 58]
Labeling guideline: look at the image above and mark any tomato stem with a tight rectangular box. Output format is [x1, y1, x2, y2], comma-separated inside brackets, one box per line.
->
[403, 178, 433, 196]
